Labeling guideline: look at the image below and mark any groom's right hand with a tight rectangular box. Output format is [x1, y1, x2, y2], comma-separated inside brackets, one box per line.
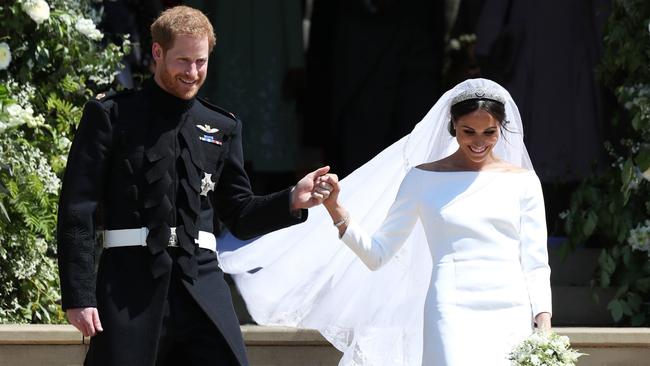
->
[67, 307, 103, 337]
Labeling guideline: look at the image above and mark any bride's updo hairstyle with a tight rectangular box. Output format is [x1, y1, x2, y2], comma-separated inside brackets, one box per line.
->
[448, 87, 509, 137]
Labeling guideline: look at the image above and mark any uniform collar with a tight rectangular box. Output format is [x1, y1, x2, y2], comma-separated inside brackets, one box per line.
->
[146, 78, 196, 113]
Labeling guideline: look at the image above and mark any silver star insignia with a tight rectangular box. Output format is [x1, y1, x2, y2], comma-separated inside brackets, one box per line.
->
[200, 173, 215, 196]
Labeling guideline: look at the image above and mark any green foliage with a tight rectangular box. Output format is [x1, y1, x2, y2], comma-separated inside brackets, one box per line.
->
[563, 0, 650, 325]
[0, 0, 128, 323]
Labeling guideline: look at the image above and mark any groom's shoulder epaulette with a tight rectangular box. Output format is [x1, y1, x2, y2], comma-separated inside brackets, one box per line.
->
[89, 88, 144, 124]
[197, 96, 239, 122]
[94, 87, 138, 102]
[94, 88, 140, 111]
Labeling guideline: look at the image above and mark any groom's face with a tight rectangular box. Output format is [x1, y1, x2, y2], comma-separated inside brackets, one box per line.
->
[153, 34, 209, 100]
[454, 109, 500, 164]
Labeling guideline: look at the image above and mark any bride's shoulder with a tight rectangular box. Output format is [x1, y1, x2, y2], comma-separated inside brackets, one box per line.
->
[494, 161, 530, 173]
[415, 158, 455, 172]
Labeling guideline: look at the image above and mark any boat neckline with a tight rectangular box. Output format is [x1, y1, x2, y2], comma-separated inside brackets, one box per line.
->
[413, 167, 533, 174]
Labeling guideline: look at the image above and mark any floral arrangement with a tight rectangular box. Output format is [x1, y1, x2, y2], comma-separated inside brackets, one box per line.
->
[508, 331, 585, 366]
[0, 0, 128, 323]
[562, 0, 650, 325]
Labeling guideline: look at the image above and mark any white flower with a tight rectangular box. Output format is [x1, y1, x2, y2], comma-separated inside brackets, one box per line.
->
[58, 136, 72, 151]
[2, 102, 45, 130]
[0, 134, 61, 194]
[459, 34, 477, 43]
[509, 331, 585, 366]
[449, 39, 461, 50]
[21, 0, 51, 25]
[628, 220, 650, 254]
[0, 42, 11, 70]
[75, 17, 104, 41]
[6, 104, 22, 117]
[643, 167, 650, 181]
[530, 354, 541, 366]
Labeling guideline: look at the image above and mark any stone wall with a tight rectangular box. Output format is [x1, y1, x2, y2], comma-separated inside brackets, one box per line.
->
[1, 325, 649, 365]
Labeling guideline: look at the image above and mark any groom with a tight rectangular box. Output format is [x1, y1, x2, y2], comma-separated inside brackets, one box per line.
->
[57, 6, 331, 366]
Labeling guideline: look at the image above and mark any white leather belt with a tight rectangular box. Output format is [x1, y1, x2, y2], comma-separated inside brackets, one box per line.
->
[103, 227, 217, 252]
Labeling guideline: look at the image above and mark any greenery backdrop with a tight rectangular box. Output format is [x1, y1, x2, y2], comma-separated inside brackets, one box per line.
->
[563, 0, 650, 325]
[0, 0, 127, 323]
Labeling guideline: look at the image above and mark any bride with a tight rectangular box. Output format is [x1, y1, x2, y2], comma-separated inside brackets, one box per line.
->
[219, 78, 552, 365]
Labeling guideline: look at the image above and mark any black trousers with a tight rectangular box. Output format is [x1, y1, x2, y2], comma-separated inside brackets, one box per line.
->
[155, 256, 240, 366]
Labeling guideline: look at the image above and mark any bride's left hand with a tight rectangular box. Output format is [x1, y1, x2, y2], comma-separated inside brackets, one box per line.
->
[535, 312, 552, 331]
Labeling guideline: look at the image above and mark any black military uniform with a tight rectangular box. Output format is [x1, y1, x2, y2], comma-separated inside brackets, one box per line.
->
[56, 79, 307, 366]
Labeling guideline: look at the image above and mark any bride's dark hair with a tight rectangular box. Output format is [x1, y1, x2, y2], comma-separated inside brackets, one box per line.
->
[448, 99, 509, 137]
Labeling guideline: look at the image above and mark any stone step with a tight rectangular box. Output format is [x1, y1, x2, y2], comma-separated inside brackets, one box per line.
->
[1, 325, 650, 365]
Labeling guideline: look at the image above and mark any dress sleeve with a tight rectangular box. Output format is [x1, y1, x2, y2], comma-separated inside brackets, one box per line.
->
[341, 170, 420, 271]
[519, 172, 552, 317]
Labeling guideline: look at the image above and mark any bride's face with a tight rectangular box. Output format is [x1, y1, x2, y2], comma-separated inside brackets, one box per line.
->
[454, 109, 500, 165]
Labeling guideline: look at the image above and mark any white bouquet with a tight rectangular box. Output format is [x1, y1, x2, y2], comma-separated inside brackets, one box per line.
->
[508, 330, 586, 366]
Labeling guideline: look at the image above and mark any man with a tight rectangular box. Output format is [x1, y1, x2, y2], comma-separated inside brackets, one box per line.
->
[57, 6, 330, 366]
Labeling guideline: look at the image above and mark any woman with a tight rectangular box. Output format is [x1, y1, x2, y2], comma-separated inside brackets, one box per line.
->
[318, 82, 552, 365]
[219, 78, 552, 365]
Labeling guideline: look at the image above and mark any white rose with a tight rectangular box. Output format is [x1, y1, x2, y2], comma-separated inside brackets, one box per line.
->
[449, 39, 461, 50]
[6, 104, 22, 117]
[21, 0, 50, 25]
[59, 136, 72, 150]
[75, 18, 104, 41]
[0, 42, 11, 70]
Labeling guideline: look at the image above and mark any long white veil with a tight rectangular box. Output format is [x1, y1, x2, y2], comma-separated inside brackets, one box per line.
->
[219, 79, 532, 365]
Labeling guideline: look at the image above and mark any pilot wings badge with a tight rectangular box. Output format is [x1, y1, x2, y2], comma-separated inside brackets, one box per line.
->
[196, 124, 219, 134]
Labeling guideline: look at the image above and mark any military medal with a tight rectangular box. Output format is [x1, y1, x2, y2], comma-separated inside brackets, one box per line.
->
[197, 124, 222, 145]
[200, 173, 215, 196]
[199, 135, 222, 145]
[196, 124, 219, 134]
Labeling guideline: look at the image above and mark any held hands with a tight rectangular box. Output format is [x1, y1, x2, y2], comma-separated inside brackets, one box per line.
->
[315, 173, 350, 237]
[316, 173, 340, 209]
[290, 166, 333, 210]
[67, 307, 103, 337]
[292, 167, 347, 234]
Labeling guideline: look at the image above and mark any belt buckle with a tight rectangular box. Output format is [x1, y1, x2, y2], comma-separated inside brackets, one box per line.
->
[168, 227, 178, 247]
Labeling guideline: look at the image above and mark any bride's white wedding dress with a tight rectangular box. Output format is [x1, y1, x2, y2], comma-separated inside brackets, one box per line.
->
[341, 168, 551, 365]
[218, 79, 552, 365]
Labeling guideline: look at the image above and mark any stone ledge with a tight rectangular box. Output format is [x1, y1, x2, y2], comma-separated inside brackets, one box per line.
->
[2, 325, 650, 347]
[0, 325, 86, 345]
[0, 325, 334, 346]
[556, 327, 650, 348]
[240, 325, 331, 346]
[2, 326, 650, 366]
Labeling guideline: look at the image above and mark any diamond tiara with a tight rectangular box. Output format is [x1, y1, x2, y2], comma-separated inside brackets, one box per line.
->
[451, 87, 506, 106]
